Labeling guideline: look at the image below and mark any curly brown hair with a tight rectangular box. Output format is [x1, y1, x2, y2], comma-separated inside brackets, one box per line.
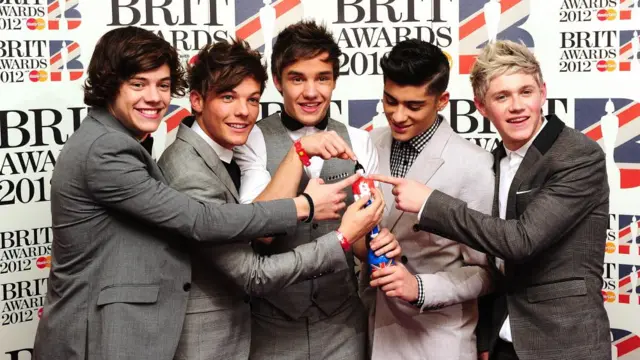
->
[188, 39, 267, 103]
[83, 26, 187, 107]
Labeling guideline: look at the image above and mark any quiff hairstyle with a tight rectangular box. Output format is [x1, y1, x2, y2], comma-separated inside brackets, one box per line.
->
[188, 39, 268, 108]
[83, 26, 186, 107]
[470, 40, 544, 103]
[271, 20, 342, 83]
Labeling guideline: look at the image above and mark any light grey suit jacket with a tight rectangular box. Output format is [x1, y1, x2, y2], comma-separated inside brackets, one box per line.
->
[364, 120, 495, 360]
[158, 118, 349, 360]
[33, 108, 303, 360]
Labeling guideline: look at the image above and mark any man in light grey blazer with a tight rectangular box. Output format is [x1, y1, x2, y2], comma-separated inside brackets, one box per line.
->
[33, 27, 364, 360]
[363, 40, 494, 360]
[375, 41, 611, 360]
[158, 40, 388, 360]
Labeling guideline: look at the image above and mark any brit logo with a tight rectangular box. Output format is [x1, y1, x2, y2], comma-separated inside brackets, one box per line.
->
[235, 0, 302, 56]
[0, 40, 83, 83]
[575, 98, 640, 190]
[558, 0, 634, 22]
[618, 215, 640, 255]
[612, 328, 640, 359]
[458, 0, 534, 74]
[0, 0, 81, 31]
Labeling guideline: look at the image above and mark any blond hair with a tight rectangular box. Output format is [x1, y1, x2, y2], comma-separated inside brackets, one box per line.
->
[470, 40, 543, 103]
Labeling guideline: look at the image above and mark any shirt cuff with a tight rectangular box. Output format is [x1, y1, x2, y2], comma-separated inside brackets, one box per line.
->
[410, 274, 425, 308]
[416, 192, 431, 221]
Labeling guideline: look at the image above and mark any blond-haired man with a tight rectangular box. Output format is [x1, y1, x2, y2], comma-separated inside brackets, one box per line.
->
[372, 40, 611, 360]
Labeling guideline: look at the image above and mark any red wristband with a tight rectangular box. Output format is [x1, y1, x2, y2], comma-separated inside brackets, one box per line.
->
[336, 230, 350, 251]
[294, 140, 311, 167]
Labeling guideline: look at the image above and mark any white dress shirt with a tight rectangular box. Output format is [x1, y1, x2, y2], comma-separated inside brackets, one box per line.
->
[191, 120, 233, 164]
[498, 120, 546, 342]
[234, 120, 379, 204]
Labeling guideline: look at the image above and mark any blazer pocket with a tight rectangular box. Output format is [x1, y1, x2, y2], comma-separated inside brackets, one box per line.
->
[97, 284, 160, 306]
[526, 279, 587, 303]
[515, 187, 540, 214]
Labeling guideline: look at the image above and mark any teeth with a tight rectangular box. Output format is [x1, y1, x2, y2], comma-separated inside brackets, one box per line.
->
[139, 109, 159, 115]
[228, 124, 247, 129]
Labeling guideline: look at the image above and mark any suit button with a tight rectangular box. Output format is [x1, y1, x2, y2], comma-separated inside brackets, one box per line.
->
[183, 282, 191, 292]
[312, 223, 319, 230]
[412, 224, 420, 232]
[312, 292, 318, 299]
[244, 295, 250, 303]
[401, 255, 408, 264]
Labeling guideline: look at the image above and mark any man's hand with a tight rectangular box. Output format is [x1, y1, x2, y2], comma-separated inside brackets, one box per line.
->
[369, 228, 402, 259]
[299, 131, 357, 161]
[369, 263, 419, 303]
[478, 352, 489, 360]
[370, 174, 433, 214]
[338, 188, 385, 243]
[302, 174, 359, 221]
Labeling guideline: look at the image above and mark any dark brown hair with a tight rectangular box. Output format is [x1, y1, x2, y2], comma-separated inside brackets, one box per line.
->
[188, 39, 267, 102]
[83, 26, 187, 107]
[271, 20, 342, 83]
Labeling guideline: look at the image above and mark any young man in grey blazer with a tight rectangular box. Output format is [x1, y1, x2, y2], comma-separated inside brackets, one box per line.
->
[33, 26, 362, 360]
[363, 39, 495, 360]
[158, 39, 392, 360]
[374, 40, 611, 360]
[234, 20, 400, 359]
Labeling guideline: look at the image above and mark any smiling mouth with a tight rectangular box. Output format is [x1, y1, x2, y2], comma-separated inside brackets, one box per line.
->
[507, 116, 529, 124]
[299, 102, 321, 112]
[227, 123, 249, 129]
[136, 109, 162, 118]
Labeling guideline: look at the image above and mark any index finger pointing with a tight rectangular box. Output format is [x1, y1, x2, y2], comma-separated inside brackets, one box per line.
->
[369, 173, 403, 186]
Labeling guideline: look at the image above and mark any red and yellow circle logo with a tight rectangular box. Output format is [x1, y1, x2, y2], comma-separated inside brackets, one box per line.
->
[29, 70, 48, 82]
[36, 256, 51, 269]
[601, 290, 616, 303]
[26, 18, 46, 30]
[596, 60, 616, 72]
[605, 241, 616, 254]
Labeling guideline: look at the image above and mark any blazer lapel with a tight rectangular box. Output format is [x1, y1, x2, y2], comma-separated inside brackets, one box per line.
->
[385, 120, 451, 231]
[176, 118, 239, 201]
[375, 128, 396, 228]
[505, 115, 565, 220]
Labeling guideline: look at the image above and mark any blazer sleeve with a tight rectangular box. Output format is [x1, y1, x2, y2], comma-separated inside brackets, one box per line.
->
[84, 132, 298, 244]
[418, 143, 607, 263]
[416, 155, 495, 310]
[162, 154, 349, 297]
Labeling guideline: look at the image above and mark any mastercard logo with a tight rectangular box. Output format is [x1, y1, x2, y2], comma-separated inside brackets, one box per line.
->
[28, 70, 48, 82]
[601, 290, 616, 303]
[36, 256, 51, 269]
[596, 60, 616, 72]
[596, 9, 617, 21]
[605, 241, 616, 254]
[26, 18, 46, 30]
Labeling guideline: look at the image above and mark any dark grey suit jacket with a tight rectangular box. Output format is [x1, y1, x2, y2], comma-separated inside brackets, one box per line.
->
[158, 118, 348, 359]
[419, 115, 611, 360]
[33, 108, 301, 360]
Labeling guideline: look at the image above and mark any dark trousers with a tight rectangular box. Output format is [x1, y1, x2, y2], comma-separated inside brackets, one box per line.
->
[491, 339, 519, 360]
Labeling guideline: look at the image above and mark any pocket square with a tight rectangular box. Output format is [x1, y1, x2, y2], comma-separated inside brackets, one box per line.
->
[516, 188, 538, 195]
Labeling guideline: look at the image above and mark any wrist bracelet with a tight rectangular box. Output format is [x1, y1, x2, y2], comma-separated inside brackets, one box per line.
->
[300, 192, 314, 223]
[336, 230, 350, 251]
[294, 140, 311, 167]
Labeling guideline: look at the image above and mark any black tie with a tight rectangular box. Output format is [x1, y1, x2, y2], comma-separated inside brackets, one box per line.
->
[141, 136, 154, 155]
[280, 111, 328, 131]
[223, 159, 241, 192]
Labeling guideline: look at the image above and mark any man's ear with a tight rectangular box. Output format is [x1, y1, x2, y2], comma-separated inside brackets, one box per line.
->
[272, 74, 283, 94]
[190, 91, 204, 113]
[437, 91, 450, 111]
[474, 96, 488, 118]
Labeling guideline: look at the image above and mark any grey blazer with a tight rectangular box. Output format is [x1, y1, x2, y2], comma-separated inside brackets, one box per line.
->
[157, 118, 348, 360]
[419, 115, 611, 360]
[365, 120, 494, 360]
[33, 108, 303, 360]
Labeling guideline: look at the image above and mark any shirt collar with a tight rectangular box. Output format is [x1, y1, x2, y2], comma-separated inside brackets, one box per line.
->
[504, 119, 547, 160]
[280, 110, 329, 132]
[191, 120, 234, 164]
